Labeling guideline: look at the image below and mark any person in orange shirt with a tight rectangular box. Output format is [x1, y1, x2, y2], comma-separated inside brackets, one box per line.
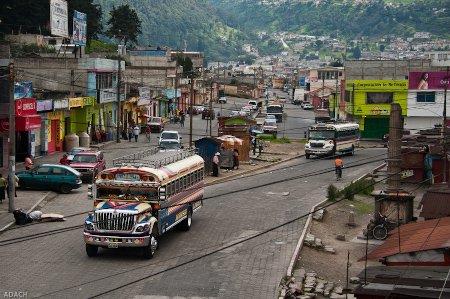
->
[335, 156, 343, 179]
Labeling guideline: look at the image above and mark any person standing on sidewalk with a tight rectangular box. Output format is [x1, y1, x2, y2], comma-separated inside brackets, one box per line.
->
[0, 174, 6, 204]
[25, 155, 33, 170]
[7, 174, 18, 198]
[128, 125, 133, 142]
[212, 152, 220, 177]
[258, 139, 264, 155]
[233, 149, 240, 170]
[133, 125, 140, 142]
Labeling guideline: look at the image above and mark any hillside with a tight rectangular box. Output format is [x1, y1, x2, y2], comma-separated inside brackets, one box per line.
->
[94, 0, 450, 61]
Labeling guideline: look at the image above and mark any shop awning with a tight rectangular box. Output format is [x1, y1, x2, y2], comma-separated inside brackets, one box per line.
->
[0, 115, 42, 132]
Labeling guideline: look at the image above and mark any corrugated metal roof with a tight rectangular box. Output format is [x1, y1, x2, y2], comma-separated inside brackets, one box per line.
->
[366, 217, 450, 260]
[420, 185, 450, 219]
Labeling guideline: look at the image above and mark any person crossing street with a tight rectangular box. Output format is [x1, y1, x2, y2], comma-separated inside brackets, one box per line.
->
[334, 156, 344, 180]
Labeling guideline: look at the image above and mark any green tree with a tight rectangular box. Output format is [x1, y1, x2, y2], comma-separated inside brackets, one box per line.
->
[352, 47, 361, 59]
[176, 55, 194, 77]
[106, 4, 142, 45]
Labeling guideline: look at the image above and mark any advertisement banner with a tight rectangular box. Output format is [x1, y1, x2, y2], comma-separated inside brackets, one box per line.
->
[15, 98, 37, 116]
[346, 80, 408, 91]
[15, 82, 33, 99]
[50, 0, 69, 38]
[83, 96, 94, 106]
[73, 10, 87, 46]
[98, 89, 124, 103]
[69, 97, 84, 108]
[408, 72, 450, 90]
[138, 87, 150, 106]
[53, 99, 69, 110]
[37, 100, 53, 112]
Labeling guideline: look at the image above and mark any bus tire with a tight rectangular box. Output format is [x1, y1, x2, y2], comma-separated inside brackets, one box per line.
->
[86, 244, 98, 257]
[305, 154, 310, 159]
[143, 230, 158, 259]
[179, 208, 192, 231]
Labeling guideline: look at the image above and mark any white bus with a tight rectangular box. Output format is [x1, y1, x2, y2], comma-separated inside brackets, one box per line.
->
[305, 123, 360, 159]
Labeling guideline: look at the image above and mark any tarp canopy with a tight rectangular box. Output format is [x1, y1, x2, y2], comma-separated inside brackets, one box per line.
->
[217, 135, 243, 145]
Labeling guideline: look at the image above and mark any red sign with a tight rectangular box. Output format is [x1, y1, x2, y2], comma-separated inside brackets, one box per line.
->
[15, 98, 37, 116]
[0, 115, 42, 132]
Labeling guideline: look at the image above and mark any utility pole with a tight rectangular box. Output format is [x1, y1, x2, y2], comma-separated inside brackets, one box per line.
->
[8, 62, 15, 212]
[70, 69, 75, 97]
[253, 68, 256, 99]
[116, 57, 122, 143]
[209, 79, 213, 137]
[443, 67, 449, 182]
[335, 75, 339, 120]
[189, 73, 194, 148]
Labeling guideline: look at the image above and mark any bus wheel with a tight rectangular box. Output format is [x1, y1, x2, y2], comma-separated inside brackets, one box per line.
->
[179, 209, 192, 231]
[305, 154, 310, 159]
[86, 244, 98, 257]
[143, 231, 158, 259]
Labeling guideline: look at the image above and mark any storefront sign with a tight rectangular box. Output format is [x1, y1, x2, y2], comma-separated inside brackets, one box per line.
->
[37, 100, 53, 112]
[98, 88, 124, 104]
[53, 98, 69, 110]
[347, 80, 408, 91]
[69, 97, 84, 108]
[370, 106, 389, 115]
[409, 72, 450, 90]
[15, 98, 37, 116]
[0, 115, 42, 132]
[83, 96, 94, 106]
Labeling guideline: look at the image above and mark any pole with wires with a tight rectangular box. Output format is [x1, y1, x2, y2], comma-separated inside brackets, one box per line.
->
[189, 73, 194, 148]
[8, 62, 15, 212]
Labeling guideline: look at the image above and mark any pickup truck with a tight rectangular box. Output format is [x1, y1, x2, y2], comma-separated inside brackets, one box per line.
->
[69, 151, 106, 183]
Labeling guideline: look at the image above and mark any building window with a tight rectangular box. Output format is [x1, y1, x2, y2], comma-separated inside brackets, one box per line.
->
[417, 92, 436, 103]
[96, 73, 114, 90]
[366, 92, 393, 104]
[345, 90, 351, 102]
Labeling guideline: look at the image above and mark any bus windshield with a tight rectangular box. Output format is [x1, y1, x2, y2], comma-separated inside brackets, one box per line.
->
[309, 130, 336, 140]
[267, 106, 283, 113]
[97, 186, 158, 201]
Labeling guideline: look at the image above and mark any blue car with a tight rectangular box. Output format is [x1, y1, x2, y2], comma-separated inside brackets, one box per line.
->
[17, 164, 82, 194]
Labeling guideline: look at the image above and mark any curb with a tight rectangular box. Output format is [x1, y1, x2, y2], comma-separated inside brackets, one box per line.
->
[285, 162, 386, 278]
[205, 154, 303, 186]
[0, 191, 53, 233]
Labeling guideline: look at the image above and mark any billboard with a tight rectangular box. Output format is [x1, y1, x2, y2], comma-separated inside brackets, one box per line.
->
[15, 82, 33, 99]
[408, 71, 450, 90]
[73, 10, 87, 46]
[50, 0, 69, 38]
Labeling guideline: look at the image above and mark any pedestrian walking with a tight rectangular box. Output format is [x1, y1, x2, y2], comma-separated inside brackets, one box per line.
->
[25, 155, 33, 170]
[60, 154, 69, 165]
[233, 149, 240, 170]
[258, 139, 264, 155]
[212, 152, 220, 177]
[145, 125, 151, 142]
[252, 136, 257, 155]
[180, 113, 185, 127]
[7, 174, 18, 198]
[127, 125, 133, 142]
[0, 174, 6, 203]
[133, 125, 140, 142]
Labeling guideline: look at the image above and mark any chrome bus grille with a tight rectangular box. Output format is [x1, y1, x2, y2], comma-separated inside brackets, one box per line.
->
[95, 211, 135, 231]
[310, 142, 324, 148]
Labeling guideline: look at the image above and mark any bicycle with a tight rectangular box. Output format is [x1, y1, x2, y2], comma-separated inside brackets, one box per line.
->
[372, 213, 398, 240]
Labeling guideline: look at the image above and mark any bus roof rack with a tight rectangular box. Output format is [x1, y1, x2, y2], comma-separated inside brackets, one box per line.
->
[112, 148, 197, 168]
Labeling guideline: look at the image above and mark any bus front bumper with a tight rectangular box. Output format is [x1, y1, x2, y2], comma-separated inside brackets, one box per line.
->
[305, 148, 333, 155]
[84, 232, 150, 248]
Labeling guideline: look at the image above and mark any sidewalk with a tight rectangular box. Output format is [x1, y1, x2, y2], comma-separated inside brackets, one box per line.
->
[0, 140, 115, 233]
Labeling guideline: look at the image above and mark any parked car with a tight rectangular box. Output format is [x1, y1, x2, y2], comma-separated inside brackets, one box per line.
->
[69, 151, 106, 182]
[192, 105, 205, 115]
[17, 164, 82, 194]
[147, 117, 165, 132]
[248, 100, 258, 110]
[262, 119, 278, 135]
[66, 147, 92, 163]
[303, 103, 313, 110]
[218, 96, 227, 104]
[202, 107, 216, 119]
[158, 130, 182, 145]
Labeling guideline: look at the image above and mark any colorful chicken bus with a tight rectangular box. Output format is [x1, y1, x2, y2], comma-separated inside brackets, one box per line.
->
[83, 149, 204, 259]
[305, 122, 360, 159]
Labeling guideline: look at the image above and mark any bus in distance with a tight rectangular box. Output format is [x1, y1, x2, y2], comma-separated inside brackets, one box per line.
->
[305, 122, 360, 159]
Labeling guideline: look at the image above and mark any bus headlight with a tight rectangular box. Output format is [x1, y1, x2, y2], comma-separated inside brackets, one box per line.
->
[305, 144, 310, 148]
[84, 222, 94, 231]
[135, 224, 149, 233]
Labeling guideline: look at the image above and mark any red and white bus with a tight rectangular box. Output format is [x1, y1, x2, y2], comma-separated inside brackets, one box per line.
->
[84, 149, 204, 259]
[305, 122, 360, 159]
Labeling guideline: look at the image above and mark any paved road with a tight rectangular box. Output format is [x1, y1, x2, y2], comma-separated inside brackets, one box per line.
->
[0, 145, 385, 299]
